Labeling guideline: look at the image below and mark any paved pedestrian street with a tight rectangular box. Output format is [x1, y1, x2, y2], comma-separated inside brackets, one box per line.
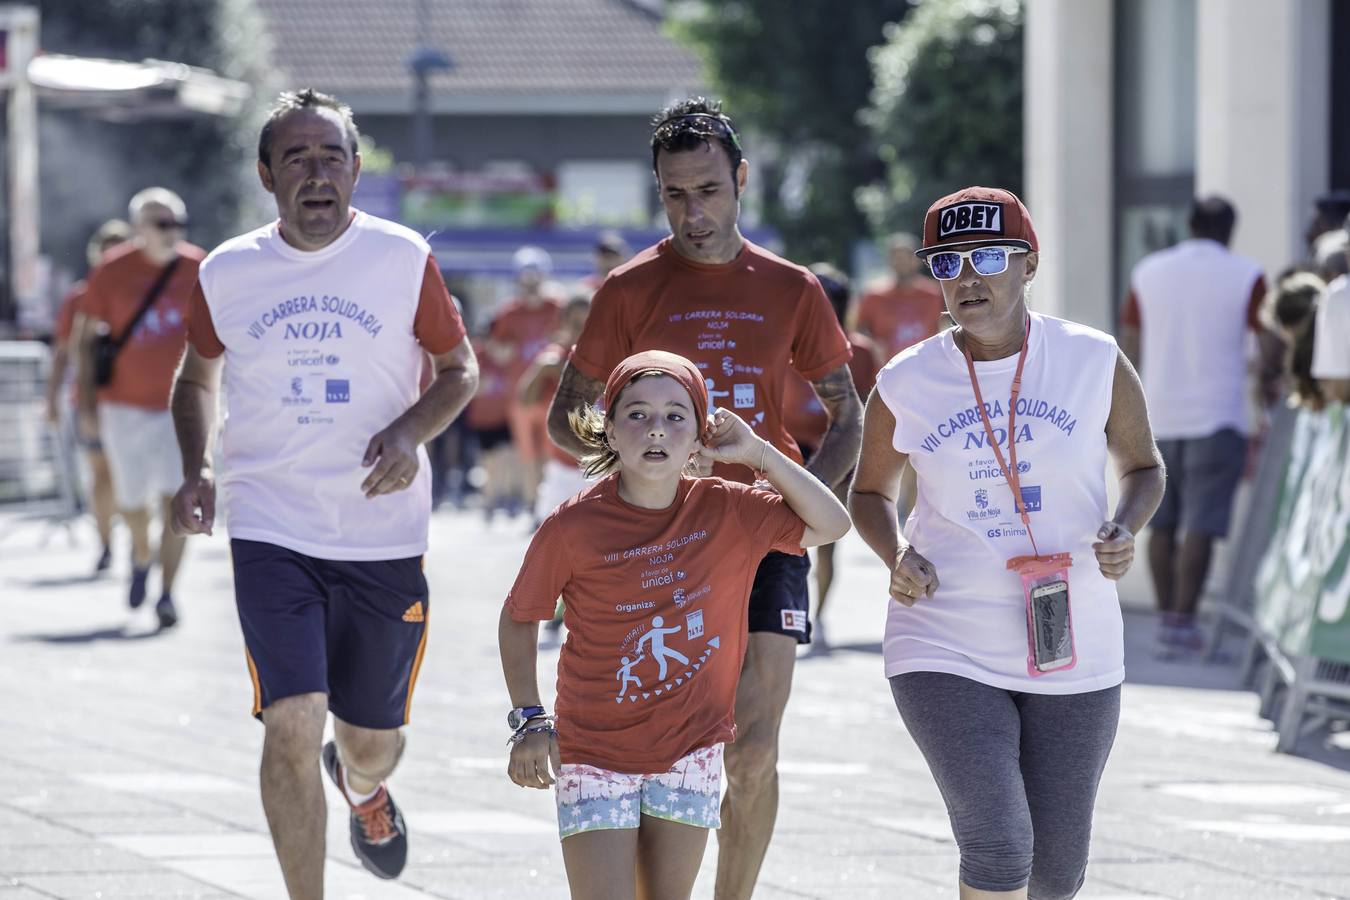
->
[2, 509, 1349, 899]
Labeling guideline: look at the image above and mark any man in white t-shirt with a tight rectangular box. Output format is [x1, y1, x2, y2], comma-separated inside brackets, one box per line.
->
[1312, 216, 1350, 404]
[169, 89, 478, 894]
[1119, 196, 1276, 651]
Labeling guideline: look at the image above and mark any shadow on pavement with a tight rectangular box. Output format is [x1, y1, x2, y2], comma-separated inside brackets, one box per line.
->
[11, 625, 167, 644]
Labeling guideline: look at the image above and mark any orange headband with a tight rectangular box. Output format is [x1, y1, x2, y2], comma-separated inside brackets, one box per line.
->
[603, 350, 710, 440]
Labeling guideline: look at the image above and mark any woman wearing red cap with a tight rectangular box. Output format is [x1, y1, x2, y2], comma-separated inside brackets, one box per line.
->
[498, 350, 849, 898]
[851, 187, 1165, 899]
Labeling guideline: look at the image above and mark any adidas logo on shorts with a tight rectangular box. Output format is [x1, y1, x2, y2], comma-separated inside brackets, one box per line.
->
[402, 601, 425, 623]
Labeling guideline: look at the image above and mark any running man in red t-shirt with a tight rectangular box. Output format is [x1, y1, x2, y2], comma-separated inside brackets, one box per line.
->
[517, 293, 592, 525]
[501, 351, 849, 897]
[545, 98, 863, 898]
[855, 232, 945, 362]
[78, 188, 206, 627]
[495, 246, 563, 514]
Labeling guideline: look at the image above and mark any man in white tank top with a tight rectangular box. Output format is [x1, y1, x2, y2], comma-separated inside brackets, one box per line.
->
[1119, 196, 1278, 651]
[168, 89, 479, 894]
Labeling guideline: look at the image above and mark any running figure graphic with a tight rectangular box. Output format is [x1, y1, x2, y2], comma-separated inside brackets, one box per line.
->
[637, 616, 689, 681]
[616, 655, 644, 695]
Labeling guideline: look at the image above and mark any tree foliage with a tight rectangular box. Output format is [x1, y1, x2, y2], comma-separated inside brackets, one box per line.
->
[35, 0, 279, 272]
[670, 0, 912, 268]
[859, 0, 1023, 238]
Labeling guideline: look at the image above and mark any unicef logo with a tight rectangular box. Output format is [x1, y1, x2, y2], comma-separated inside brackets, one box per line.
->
[325, 354, 340, 365]
[1017, 460, 1031, 474]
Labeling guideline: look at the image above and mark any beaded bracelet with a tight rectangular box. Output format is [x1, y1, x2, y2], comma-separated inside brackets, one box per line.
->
[507, 716, 557, 746]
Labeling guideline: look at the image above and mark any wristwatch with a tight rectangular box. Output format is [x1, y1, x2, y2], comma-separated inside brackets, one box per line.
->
[507, 705, 547, 730]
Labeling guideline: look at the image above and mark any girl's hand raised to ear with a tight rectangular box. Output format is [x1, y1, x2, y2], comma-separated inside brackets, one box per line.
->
[696, 407, 767, 471]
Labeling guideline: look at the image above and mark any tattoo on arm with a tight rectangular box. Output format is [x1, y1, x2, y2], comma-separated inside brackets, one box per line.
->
[806, 365, 864, 489]
[547, 363, 605, 459]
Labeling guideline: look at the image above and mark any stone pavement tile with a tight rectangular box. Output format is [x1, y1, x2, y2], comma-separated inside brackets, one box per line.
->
[1087, 860, 1336, 899]
[769, 822, 955, 857]
[160, 857, 449, 899]
[405, 863, 570, 899]
[0, 888, 63, 899]
[5, 786, 173, 817]
[1090, 821, 1347, 882]
[17, 871, 239, 899]
[0, 808, 87, 844]
[0, 843, 156, 875]
[52, 811, 242, 838]
[1281, 876, 1350, 899]
[102, 833, 275, 861]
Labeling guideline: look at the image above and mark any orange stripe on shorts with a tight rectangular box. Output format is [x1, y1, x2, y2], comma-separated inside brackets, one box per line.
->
[403, 602, 430, 725]
[244, 648, 262, 717]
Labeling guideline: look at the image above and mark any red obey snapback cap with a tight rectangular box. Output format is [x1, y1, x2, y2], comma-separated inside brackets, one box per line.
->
[917, 186, 1038, 257]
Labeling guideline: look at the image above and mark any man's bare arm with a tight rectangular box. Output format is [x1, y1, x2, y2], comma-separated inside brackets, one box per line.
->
[391, 340, 480, 446]
[359, 340, 480, 497]
[169, 346, 225, 534]
[171, 347, 225, 479]
[546, 361, 605, 459]
[806, 364, 864, 489]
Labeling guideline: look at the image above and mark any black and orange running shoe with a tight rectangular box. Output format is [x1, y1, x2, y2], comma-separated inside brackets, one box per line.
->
[321, 741, 408, 879]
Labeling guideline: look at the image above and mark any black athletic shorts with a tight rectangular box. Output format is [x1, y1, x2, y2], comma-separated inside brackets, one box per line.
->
[747, 550, 813, 644]
[231, 539, 430, 729]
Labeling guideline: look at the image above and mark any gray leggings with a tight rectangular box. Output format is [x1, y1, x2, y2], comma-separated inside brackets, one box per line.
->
[889, 672, 1120, 899]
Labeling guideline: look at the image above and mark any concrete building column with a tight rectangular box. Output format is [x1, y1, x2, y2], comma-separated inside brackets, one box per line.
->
[1023, 0, 1114, 332]
[1195, 0, 1329, 274]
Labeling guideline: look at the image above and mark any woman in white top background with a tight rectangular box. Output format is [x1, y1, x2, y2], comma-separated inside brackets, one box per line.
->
[850, 186, 1165, 900]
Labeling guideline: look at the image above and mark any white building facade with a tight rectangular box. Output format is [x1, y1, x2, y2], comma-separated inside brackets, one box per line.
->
[1025, 0, 1341, 332]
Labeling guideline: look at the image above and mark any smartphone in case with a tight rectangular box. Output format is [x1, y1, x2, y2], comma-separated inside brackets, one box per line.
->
[1030, 580, 1072, 671]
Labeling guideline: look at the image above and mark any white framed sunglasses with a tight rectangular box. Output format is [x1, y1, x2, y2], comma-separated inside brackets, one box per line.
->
[926, 245, 1028, 281]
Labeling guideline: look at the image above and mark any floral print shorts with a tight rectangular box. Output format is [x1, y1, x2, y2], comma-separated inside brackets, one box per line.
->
[554, 744, 723, 840]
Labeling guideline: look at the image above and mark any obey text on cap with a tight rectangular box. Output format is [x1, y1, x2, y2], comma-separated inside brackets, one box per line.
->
[936, 202, 1004, 240]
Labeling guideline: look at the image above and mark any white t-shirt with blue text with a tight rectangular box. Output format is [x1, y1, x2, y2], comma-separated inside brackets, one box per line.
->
[875, 312, 1124, 694]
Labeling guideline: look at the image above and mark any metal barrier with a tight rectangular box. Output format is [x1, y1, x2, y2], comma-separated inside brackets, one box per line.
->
[0, 341, 80, 537]
[1206, 403, 1299, 676]
[1234, 403, 1350, 753]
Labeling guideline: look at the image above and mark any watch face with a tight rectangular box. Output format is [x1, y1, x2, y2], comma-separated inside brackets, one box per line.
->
[508, 707, 541, 730]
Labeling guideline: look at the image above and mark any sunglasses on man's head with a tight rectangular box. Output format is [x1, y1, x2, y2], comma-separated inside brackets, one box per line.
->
[652, 113, 742, 151]
[926, 246, 1027, 281]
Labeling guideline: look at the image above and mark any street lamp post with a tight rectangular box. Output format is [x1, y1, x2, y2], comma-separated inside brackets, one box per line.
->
[408, 0, 452, 171]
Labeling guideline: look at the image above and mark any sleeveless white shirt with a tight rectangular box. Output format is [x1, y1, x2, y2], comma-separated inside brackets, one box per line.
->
[874, 312, 1123, 693]
[198, 211, 434, 560]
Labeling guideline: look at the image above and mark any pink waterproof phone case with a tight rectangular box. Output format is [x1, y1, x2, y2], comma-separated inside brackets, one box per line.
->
[1008, 553, 1076, 676]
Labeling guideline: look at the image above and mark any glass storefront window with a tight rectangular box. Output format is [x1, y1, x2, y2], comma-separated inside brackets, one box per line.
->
[1113, 0, 1197, 318]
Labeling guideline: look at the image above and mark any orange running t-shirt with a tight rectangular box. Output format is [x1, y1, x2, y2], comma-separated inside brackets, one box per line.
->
[466, 336, 512, 431]
[569, 238, 852, 481]
[505, 474, 805, 773]
[492, 296, 562, 381]
[858, 277, 945, 362]
[783, 331, 881, 452]
[83, 242, 205, 410]
[54, 282, 85, 343]
[533, 342, 577, 466]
